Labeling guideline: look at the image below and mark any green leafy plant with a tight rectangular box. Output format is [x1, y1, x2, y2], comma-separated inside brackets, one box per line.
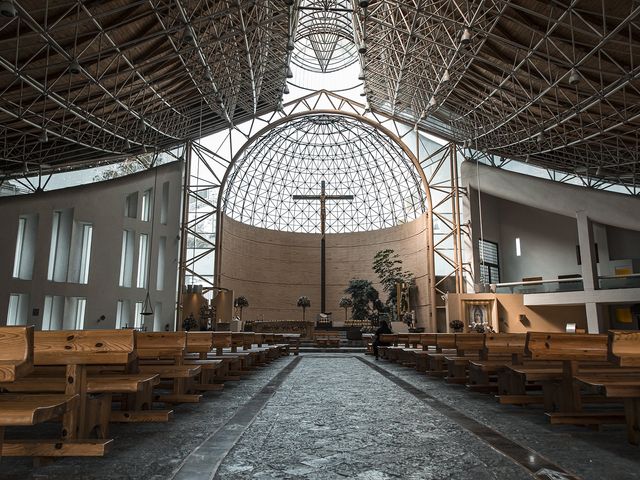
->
[234, 296, 249, 320]
[297, 296, 311, 321]
[372, 249, 414, 320]
[344, 279, 379, 321]
[339, 296, 353, 323]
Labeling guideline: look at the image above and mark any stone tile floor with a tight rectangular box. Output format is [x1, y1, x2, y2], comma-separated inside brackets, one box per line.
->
[2, 353, 639, 480]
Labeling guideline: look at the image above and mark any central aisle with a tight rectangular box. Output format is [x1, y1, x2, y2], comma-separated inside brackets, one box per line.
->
[214, 355, 530, 480]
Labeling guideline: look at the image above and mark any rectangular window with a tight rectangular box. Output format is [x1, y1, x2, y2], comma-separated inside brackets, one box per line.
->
[479, 239, 500, 284]
[42, 295, 64, 330]
[47, 211, 61, 281]
[515, 237, 521, 257]
[75, 298, 86, 329]
[12, 215, 37, 280]
[160, 181, 170, 225]
[116, 300, 131, 329]
[141, 189, 151, 222]
[125, 192, 138, 218]
[136, 234, 149, 289]
[153, 302, 163, 332]
[12, 217, 27, 278]
[7, 293, 29, 326]
[78, 224, 93, 284]
[157, 236, 166, 291]
[134, 301, 143, 329]
[119, 230, 135, 287]
[47, 209, 73, 282]
[63, 297, 86, 329]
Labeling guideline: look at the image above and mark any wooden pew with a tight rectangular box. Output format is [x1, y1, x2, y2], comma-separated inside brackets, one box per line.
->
[576, 331, 640, 444]
[135, 332, 203, 404]
[3, 329, 146, 456]
[0, 326, 80, 458]
[425, 334, 457, 376]
[314, 330, 340, 348]
[467, 333, 527, 391]
[280, 333, 301, 355]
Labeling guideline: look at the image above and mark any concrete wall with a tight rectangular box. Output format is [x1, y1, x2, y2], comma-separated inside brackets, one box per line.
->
[463, 163, 640, 284]
[0, 162, 183, 331]
[218, 213, 432, 328]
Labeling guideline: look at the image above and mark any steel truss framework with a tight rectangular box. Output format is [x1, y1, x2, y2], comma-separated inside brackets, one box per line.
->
[355, 0, 640, 187]
[0, 0, 294, 175]
[178, 90, 468, 325]
[222, 113, 427, 233]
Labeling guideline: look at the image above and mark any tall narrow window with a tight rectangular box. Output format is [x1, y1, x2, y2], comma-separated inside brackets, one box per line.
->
[12, 215, 37, 280]
[153, 302, 163, 332]
[515, 237, 521, 257]
[160, 181, 170, 225]
[42, 295, 64, 330]
[47, 211, 61, 281]
[157, 236, 166, 291]
[78, 224, 93, 284]
[7, 293, 29, 326]
[478, 239, 500, 284]
[47, 209, 73, 282]
[75, 298, 86, 329]
[141, 189, 151, 222]
[125, 192, 138, 218]
[119, 230, 135, 287]
[116, 300, 131, 329]
[136, 233, 149, 289]
[134, 301, 143, 329]
[12, 217, 27, 278]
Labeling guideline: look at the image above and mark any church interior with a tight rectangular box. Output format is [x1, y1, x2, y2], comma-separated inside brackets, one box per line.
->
[0, 0, 639, 479]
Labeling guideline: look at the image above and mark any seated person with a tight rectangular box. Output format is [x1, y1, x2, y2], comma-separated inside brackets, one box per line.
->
[373, 319, 393, 360]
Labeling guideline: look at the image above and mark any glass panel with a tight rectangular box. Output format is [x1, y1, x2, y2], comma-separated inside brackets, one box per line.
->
[137, 234, 149, 289]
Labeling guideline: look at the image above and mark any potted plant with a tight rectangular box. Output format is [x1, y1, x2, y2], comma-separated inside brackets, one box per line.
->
[344, 279, 379, 325]
[297, 296, 311, 321]
[339, 296, 353, 323]
[449, 319, 464, 333]
[234, 295, 249, 321]
[372, 249, 414, 322]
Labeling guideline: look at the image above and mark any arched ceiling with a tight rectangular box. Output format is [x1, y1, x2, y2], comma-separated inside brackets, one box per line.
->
[0, 0, 638, 186]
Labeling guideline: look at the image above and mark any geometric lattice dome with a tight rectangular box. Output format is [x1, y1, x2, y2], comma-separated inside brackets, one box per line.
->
[222, 114, 427, 233]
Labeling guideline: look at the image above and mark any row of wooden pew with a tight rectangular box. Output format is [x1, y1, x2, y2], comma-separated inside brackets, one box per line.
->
[372, 331, 640, 445]
[0, 327, 298, 459]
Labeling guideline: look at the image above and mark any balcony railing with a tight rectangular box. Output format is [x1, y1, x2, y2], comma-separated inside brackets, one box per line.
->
[494, 273, 640, 294]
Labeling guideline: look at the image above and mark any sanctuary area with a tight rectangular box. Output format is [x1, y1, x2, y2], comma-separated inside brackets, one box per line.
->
[0, 1, 639, 479]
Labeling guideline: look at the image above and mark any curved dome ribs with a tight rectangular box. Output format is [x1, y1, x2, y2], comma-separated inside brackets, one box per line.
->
[222, 114, 427, 234]
[0, 0, 292, 175]
[357, 0, 640, 184]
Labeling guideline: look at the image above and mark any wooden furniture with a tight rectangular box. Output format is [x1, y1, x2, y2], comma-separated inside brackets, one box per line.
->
[0, 326, 80, 458]
[576, 331, 640, 444]
[314, 330, 340, 348]
[135, 332, 203, 404]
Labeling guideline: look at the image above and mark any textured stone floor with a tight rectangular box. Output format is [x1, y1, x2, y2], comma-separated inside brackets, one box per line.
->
[2, 353, 640, 480]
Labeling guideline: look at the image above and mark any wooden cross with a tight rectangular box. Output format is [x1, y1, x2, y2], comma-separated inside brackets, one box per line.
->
[293, 180, 354, 314]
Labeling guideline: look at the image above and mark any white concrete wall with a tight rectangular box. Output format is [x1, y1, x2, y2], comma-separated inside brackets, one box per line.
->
[0, 162, 183, 331]
[463, 162, 640, 284]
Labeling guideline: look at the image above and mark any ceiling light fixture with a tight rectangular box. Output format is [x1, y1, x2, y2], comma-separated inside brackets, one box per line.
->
[68, 60, 81, 75]
[283, 84, 290, 95]
[441, 69, 450, 83]
[358, 68, 365, 80]
[0, 0, 17, 18]
[286, 66, 293, 78]
[359, 0, 369, 7]
[124, 139, 131, 150]
[139, 118, 147, 132]
[287, 38, 295, 51]
[568, 67, 581, 85]
[461, 28, 472, 46]
[358, 42, 367, 54]
[39, 130, 48, 143]
[428, 96, 437, 108]
[204, 69, 213, 82]
[182, 26, 195, 45]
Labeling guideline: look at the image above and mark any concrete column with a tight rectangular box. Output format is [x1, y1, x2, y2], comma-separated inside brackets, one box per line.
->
[576, 211, 601, 333]
[585, 303, 601, 334]
[576, 210, 598, 291]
